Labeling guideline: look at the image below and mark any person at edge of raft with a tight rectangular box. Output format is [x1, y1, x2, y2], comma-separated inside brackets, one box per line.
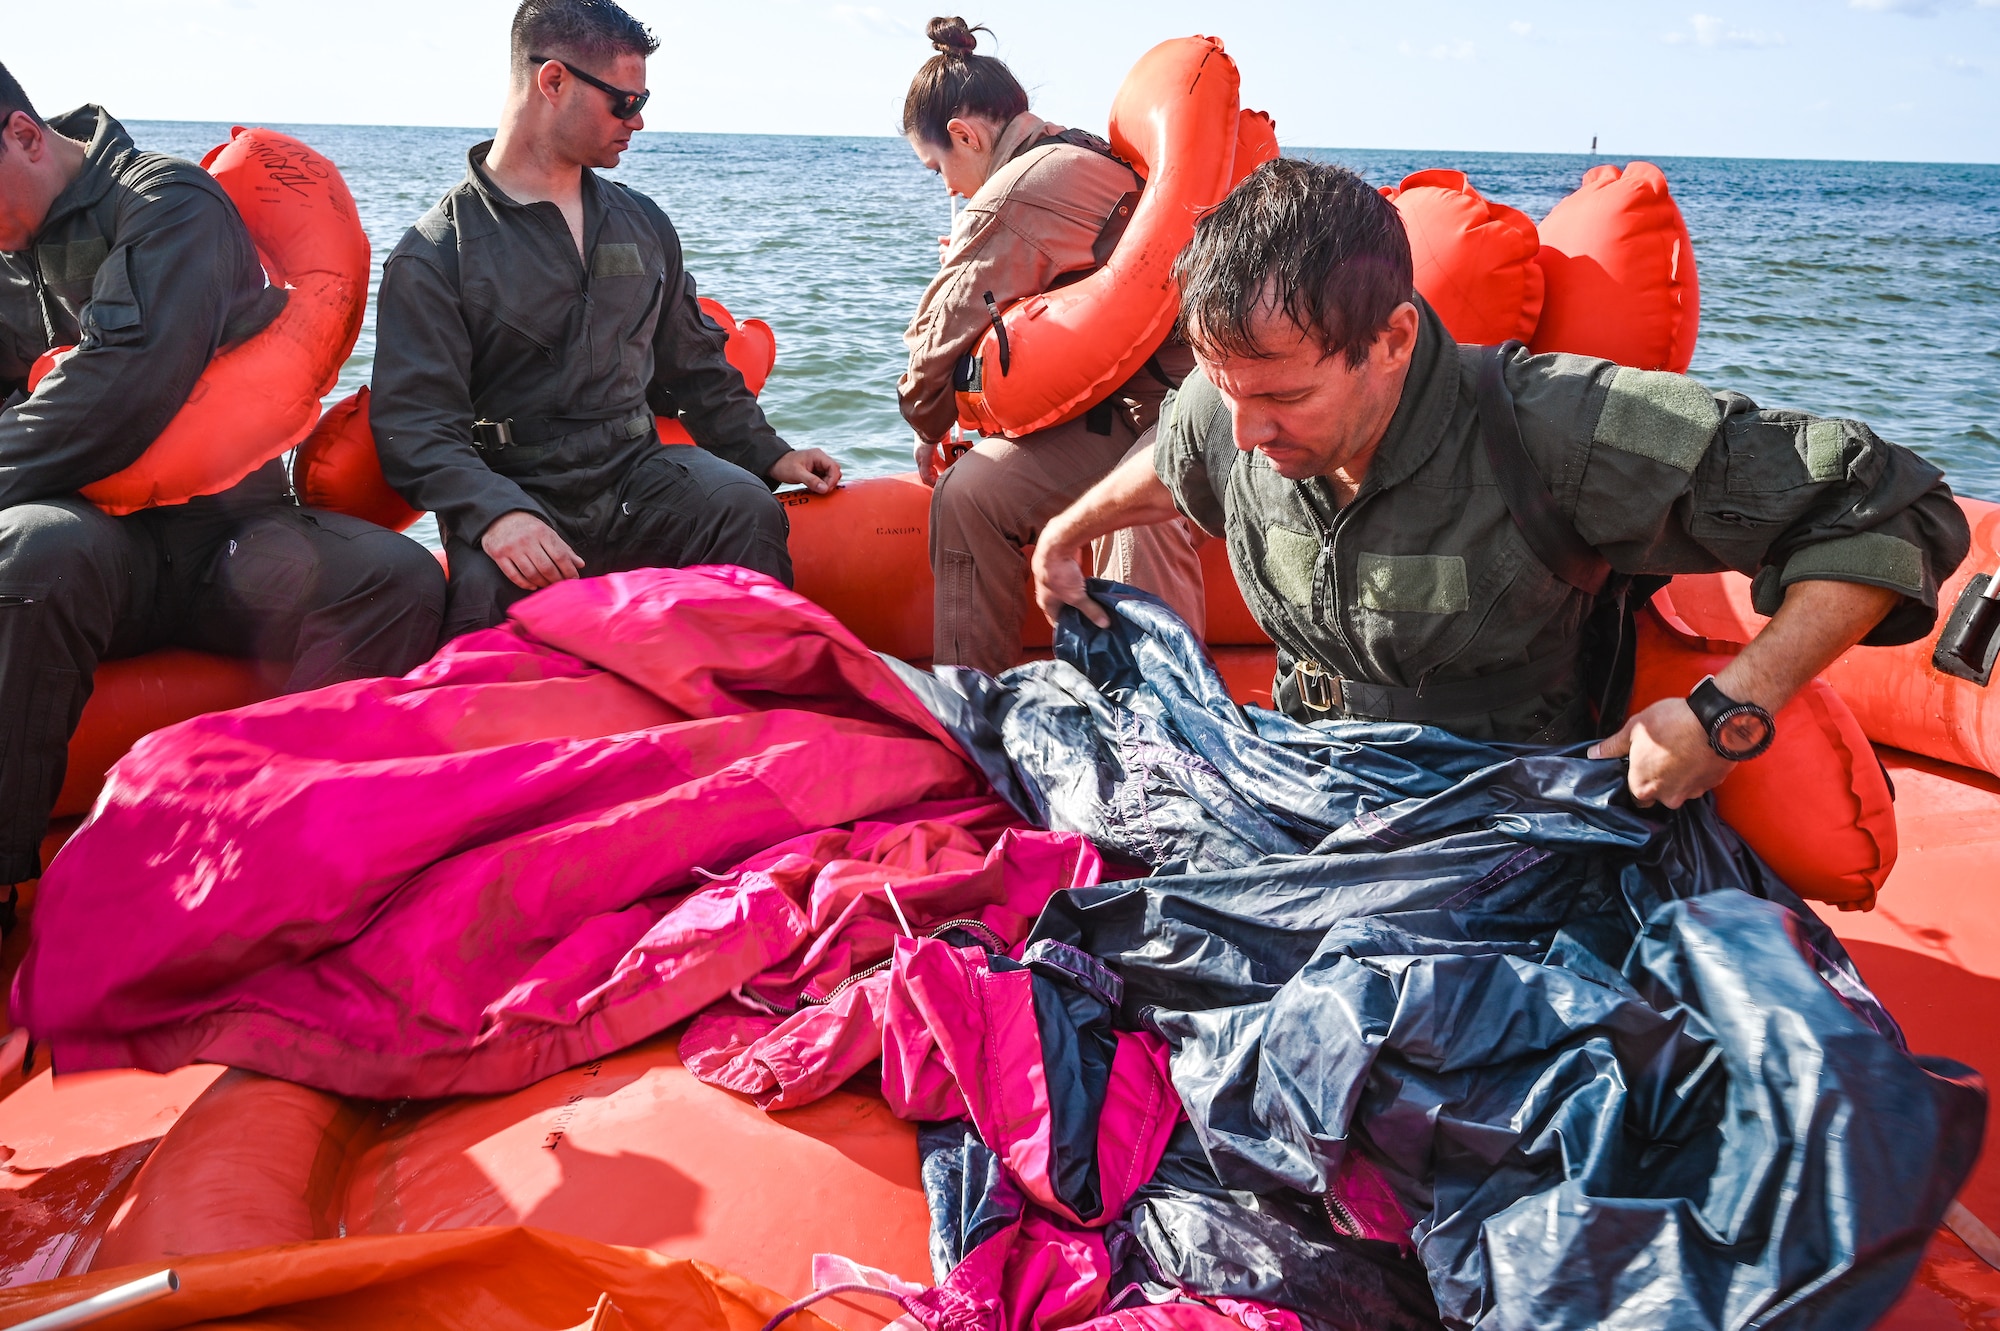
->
[1032, 158, 1971, 809]
[371, 0, 842, 641]
[900, 17, 1207, 675]
[0, 65, 445, 929]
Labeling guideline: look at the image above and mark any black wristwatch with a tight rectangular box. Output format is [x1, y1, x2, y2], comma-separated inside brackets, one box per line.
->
[1687, 675, 1777, 761]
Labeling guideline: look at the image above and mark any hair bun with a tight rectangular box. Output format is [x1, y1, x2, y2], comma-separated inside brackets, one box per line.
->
[926, 15, 982, 57]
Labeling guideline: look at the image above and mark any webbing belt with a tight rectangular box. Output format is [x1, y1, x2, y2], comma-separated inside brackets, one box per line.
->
[1281, 649, 1576, 722]
[471, 411, 654, 451]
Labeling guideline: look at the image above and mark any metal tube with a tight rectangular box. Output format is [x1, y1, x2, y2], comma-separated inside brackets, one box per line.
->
[5, 1270, 179, 1330]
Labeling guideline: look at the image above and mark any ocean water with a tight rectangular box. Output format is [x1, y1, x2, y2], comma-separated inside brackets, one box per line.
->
[131, 123, 2000, 510]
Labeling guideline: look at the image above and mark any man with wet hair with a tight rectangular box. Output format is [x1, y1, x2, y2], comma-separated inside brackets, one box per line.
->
[0, 64, 444, 919]
[1032, 157, 1968, 809]
[373, 0, 842, 640]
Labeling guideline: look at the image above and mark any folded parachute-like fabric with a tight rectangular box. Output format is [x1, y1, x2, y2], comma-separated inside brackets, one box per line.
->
[882, 934, 1180, 1228]
[905, 581, 1987, 1331]
[13, 566, 1096, 1098]
[680, 827, 1104, 1109]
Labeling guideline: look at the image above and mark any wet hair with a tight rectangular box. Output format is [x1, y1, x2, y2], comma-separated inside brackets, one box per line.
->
[510, 0, 659, 77]
[0, 63, 43, 158]
[1175, 158, 1415, 368]
[902, 17, 1029, 147]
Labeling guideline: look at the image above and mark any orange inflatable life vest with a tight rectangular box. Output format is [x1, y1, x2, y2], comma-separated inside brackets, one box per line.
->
[292, 298, 775, 523]
[29, 127, 370, 515]
[291, 386, 423, 533]
[1660, 496, 2000, 781]
[1530, 162, 1699, 372]
[952, 36, 1277, 439]
[1381, 169, 1544, 347]
[1631, 602, 1896, 909]
[654, 299, 778, 444]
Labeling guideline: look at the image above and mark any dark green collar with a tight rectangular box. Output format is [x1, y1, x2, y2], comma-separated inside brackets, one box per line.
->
[38, 106, 132, 234]
[1349, 294, 1462, 500]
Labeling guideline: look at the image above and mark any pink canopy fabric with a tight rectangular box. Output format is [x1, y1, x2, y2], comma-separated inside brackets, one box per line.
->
[13, 566, 1095, 1098]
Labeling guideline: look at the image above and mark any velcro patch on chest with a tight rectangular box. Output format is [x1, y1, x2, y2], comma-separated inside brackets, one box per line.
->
[36, 236, 109, 286]
[1593, 366, 1721, 472]
[1357, 552, 1470, 614]
[590, 242, 647, 278]
[1261, 526, 1320, 608]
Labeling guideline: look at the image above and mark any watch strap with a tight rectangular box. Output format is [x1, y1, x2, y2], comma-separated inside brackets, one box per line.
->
[1688, 675, 1777, 761]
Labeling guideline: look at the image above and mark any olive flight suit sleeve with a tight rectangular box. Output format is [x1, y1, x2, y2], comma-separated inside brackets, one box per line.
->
[1509, 349, 1972, 645]
[370, 239, 549, 545]
[1151, 368, 1236, 539]
[636, 198, 790, 483]
[0, 182, 245, 509]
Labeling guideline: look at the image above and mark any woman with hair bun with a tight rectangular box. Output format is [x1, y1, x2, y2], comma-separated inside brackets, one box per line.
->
[899, 17, 1204, 675]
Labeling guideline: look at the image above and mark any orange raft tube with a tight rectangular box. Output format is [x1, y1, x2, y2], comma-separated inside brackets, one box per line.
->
[29, 127, 370, 515]
[951, 35, 1277, 439]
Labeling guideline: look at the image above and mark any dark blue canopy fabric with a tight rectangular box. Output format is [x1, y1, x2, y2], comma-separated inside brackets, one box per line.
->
[907, 581, 1986, 1331]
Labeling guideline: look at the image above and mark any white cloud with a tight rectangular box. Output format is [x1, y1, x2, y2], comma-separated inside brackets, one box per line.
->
[1396, 39, 1476, 61]
[1508, 20, 1533, 35]
[1664, 13, 1787, 46]
[1943, 54, 1985, 73]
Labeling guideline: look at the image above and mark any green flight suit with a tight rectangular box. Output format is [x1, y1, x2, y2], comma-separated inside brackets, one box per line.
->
[1155, 297, 1971, 742]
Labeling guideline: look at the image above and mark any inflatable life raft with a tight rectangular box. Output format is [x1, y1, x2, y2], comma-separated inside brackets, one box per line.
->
[949, 35, 1278, 439]
[29, 127, 371, 515]
[9, 492, 2000, 1329]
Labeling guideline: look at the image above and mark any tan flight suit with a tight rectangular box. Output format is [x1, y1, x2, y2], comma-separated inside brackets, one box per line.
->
[901, 113, 1205, 674]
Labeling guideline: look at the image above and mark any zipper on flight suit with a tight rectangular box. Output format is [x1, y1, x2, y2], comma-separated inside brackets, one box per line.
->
[528, 201, 595, 373]
[27, 247, 58, 347]
[1298, 479, 1367, 671]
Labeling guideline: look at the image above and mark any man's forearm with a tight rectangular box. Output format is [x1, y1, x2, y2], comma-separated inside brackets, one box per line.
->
[1030, 438, 1185, 630]
[1040, 443, 1182, 557]
[1715, 578, 1901, 713]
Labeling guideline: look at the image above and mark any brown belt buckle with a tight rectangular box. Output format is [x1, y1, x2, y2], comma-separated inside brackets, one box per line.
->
[1294, 659, 1342, 713]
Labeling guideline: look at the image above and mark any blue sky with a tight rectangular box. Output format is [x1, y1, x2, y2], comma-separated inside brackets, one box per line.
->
[12, 0, 2000, 162]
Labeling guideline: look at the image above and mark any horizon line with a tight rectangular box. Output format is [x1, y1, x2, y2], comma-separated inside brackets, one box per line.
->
[115, 117, 2000, 172]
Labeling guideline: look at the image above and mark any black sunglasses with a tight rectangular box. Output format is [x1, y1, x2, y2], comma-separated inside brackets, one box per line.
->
[530, 54, 650, 120]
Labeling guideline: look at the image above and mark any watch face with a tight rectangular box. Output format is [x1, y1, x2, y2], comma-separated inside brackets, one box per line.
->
[1716, 707, 1776, 760]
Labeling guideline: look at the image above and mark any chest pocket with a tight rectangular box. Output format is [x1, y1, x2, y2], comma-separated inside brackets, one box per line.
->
[589, 238, 667, 385]
[464, 276, 561, 360]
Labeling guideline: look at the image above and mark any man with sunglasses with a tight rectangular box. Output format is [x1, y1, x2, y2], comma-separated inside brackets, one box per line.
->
[372, 0, 842, 640]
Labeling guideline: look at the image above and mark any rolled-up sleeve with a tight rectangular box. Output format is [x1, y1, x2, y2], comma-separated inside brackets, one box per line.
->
[641, 203, 790, 483]
[371, 244, 544, 544]
[1514, 350, 1971, 645]
[0, 185, 238, 508]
